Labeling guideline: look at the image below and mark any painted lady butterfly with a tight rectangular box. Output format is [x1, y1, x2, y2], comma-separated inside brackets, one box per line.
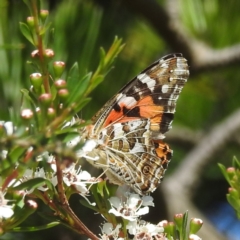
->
[80, 53, 189, 195]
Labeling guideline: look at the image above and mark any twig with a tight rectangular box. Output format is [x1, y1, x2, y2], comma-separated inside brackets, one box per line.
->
[121, 0, 240, 74]
[168, 108, 240, 197]
[167, 126, 203, 145]
[55, 158, 99, 240]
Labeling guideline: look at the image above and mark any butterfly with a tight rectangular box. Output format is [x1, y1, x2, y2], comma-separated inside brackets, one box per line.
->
[80, 53, 189, 195]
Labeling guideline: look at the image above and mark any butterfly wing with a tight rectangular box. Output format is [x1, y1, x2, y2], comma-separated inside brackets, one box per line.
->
[89, 53, 189, 194]
[92, 53, 189, 137]
[101, 119, 172, 194]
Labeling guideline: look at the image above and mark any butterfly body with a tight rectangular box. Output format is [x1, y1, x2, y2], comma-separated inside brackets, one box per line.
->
[81, 53, 189, 195]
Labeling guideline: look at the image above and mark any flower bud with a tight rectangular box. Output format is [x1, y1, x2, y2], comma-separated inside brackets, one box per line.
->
[54, 79, 67, 89]
[174, 213, 184, 229]
[161, 221, 175, 237]
[26, 16, 35, 29]
[227, 167, 236, 180]
[21, 109, 34, 119]
[39, 93, 52, 107]
[58, 89, 69, 102]
[189, 218, 203, 234]
[167, 222, 175, 236]
[44, 49, 54, 59]
[40, 10, 49, 22]
[227, 189, 240, 214]
[36, 107, 41, 114]
[31, 49, 39, 58]
[31, 49, 54, 63]
[157, 220, 168, 227]
[53, 61, 65, 79]
[47, 108, 56, 120]
[228, 187, 239, 199]
[30, 73, 43, 90]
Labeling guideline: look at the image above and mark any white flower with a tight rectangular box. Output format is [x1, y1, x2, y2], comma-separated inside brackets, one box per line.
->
[142, 195, 154, 207]
[0, 121, 14, 135]
[108, 194, 153, 221]
[1, 150, 8, 159]
[36, 152, 55, 163]
[0, 191, 14, 220]
[0, 177, 20, 189]
[126, 220, 164, 238]
[100, 223, 122, 240]
[22, 167, 57, 192]
[61, 164, 94, 195]
[66, 136, 81, 148]
[189, 234, 202, 240]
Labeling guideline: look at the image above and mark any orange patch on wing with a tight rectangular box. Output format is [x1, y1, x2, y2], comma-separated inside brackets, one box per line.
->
[154, 140, 171, 160]
[103, 108, 124, 127]
[137, 96, 164, 118]
[103, 96, 164, 127]
[150, 115, 162, 131]
[103, 103, 140, 127]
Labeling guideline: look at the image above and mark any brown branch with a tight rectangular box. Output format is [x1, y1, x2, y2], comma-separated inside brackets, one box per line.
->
[166, 108, 240, 198]
[121, 0, 240, 74]
[166, 126, 203, 145]
[161, 183, 228, 240]
[55, 158, 99, 240]
[160, 108, 240, 240]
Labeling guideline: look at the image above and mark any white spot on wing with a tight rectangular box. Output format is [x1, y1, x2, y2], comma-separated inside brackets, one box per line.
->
[162, 84, 169, 93]
[116, 93, 124, 101]
[137, 73, 145, 80]
[137, 73, 156, 90]
[129, 142, 145, 153]
[160, 62, 169, 68]
[119, 96, 137, 108]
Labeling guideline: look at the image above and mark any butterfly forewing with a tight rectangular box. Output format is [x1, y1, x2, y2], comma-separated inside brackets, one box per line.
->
[92, 53, 189, 135]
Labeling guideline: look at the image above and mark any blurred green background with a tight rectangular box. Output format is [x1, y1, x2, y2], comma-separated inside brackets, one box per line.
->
[0, 0, 240, 239]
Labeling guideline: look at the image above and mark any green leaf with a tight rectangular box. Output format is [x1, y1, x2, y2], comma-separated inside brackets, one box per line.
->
[66, 62, 92, 106]
[21, 88, 38, 108]
[19, 22, 35, 45]
[97, 181, 107, 197]
[13, 177, 55, 192]
[12, 222, 60, 232]
[182, 211, 188, 240]
[67, 62, 80, 87]
[218, 163, 230, 184]
[98, 47, 106, 70]
[22, 0, 32, 14]
[78, 6, 103, 77]
[67, 72, 92, 105]
[227, 194, 240, 212]
[84, 37, 124, 96]
[5, 146, 27, 169]
[39, 22, 52, 35]
[23, 0, 41, 16]
[62, 132, 81, 144]
[79, 198, 98, 212]
[89, 75, 104, 91]
[71, 97, 91, 114]
[233, 156, 240, 169]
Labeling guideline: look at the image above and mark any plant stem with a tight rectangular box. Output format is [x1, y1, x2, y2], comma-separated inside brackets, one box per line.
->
[55, 157, 99, 240]
[31, 0, 50, 94]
